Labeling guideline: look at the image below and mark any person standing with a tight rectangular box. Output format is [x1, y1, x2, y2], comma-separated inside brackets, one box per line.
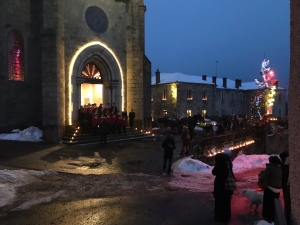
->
[99, 118, 110, 146]
[259, 155, 282, 223]
[212, 151, 235, 222]
[279, 151, 290, 224]
[121, 115, 128, 133]
[129, 109, 135, 130]
[180, 126, 190, 156]
[161, 134, 176, 176]
[111, 103, 117, 114]
[92, 110, 99, 136]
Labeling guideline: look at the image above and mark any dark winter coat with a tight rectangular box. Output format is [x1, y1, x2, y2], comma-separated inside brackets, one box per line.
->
[260, 162, 282, 189]
[162, 136, 176, 157]
[212, 153, 234, 197]
[129, 111, 135, 120]
[99, 119, 110, 133]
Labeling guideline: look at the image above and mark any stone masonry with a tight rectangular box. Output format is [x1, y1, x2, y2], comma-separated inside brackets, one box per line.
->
[289, 0, 300, 224]
[0, 0, 151, 142]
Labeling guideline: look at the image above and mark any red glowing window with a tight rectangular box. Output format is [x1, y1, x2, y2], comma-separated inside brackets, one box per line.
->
[81, 63, 102, 79]
[7, 30, 25, 81]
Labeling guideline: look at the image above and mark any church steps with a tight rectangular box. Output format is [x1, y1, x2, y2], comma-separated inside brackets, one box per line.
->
[61, 127, 153, 145]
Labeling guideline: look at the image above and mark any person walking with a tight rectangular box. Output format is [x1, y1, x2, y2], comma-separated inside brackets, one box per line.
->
[212, 151, 235, 222]
[161, 134, 176, 176]
[259, 155, 282, 223]
[99, 118, 110, 146]
[129, 109, 135, 130]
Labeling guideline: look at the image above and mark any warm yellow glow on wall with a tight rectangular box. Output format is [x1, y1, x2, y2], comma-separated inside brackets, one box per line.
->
[266, 87, 276, 107]
[171, 84, 177, 99]
[68, 41, 124, 124]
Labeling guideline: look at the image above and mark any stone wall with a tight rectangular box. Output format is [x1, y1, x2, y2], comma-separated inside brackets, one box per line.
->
[0, 0, 151, 140]
[0, 0, 43, 132]
[289, 0, 300, 224]
[41, 0, 65, 142]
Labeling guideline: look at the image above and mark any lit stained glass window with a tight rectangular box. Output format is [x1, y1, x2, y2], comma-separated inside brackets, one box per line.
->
[81, 63, 102, 80]
[7, 30, 25, 81]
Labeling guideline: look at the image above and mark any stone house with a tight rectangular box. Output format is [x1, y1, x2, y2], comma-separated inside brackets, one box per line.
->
[151, 69, 287, 120]
[0, 0, 151, 142]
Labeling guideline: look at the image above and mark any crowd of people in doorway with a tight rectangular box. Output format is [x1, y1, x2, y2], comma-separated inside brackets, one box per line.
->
[77, 103, 136, 141]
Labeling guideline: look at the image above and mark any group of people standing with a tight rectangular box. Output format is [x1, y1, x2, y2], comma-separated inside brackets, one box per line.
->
[161, 125, 291, 223]
[212, 149, 290, 224]
[260, 151, 290, 224]
[78, 103, 136, 145]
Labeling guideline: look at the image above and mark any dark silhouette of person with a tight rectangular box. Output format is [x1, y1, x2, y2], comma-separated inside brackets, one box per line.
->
[280, 151, 290, 224]
[99, 118, 110, 146]
[161, 134, 176, 176]
[129, 109, 135, 130]
[260, 156, 282, 223]
[212, 151, 235, 222]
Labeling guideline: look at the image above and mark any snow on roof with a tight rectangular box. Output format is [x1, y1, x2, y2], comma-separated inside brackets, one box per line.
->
[151, 72, 284, 90]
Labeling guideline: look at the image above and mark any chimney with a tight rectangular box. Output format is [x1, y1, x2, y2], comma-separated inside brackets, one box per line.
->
[155, 69, 160, 84]
[202, 75, 207, 81]
[212, 76, 217, 85]
[275, 80, 278, 89]
[223, 77, 227, 88]
[239, 79, 242, 88]
[235, 79, 239, 89]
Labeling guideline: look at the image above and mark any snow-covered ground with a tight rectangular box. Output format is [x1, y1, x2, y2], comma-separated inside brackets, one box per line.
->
[0, 127, 273, 224]
[0, 126, 42, 142]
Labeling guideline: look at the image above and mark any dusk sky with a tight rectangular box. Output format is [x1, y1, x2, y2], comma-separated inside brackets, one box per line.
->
[144, 0, 290, 90]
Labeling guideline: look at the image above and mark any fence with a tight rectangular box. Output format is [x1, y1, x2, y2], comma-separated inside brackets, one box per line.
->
[191, 129, 255, 159]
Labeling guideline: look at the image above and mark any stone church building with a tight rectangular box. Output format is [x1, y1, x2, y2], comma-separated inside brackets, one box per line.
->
[2, 0, 300, 224]
[0, 0, 152, 142]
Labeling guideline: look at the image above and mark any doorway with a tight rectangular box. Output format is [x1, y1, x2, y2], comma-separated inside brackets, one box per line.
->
[81, 83, 103, 106]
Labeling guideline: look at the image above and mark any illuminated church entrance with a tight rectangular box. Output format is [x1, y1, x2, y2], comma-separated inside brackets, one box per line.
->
[70, 42, 123, 126]
[81, 83, 103, 106]
[80, 62, 103, 106]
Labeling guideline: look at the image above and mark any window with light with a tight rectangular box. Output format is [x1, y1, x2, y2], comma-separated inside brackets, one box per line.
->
[162, 90, 167, 100]
[202, 89, 207, 100]
[187, 109, 192, 117]
[202, 109, 206, 117]
[7, 30, 25, 81]
[187, 89, 192, 100]
[81, 62, 102, 80]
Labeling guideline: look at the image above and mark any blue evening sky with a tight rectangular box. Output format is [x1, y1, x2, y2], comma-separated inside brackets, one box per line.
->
[144, 0, 290, 89]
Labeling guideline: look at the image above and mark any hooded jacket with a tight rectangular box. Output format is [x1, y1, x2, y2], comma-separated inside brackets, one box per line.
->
[260, 162, 282, 189]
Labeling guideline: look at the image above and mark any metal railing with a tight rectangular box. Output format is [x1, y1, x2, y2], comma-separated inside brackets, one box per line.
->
[191, 129, 254, 158]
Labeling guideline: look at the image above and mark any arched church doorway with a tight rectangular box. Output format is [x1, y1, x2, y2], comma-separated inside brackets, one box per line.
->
[80, 62, 103, 106]
[69, 42, 124, 126]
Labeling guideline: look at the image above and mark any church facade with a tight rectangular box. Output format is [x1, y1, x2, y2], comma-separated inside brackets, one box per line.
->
[0, 0, 152, 142]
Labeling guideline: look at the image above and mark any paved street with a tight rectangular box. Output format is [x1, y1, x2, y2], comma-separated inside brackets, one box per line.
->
[0, 136, 266, 225]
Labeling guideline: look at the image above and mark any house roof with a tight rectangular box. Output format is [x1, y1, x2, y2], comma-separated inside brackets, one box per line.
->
[151, 72, 285, 90]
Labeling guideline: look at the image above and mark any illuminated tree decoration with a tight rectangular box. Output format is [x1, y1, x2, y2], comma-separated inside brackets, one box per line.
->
[253, 59, 278, 120]
[81, 63, 102, 79]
